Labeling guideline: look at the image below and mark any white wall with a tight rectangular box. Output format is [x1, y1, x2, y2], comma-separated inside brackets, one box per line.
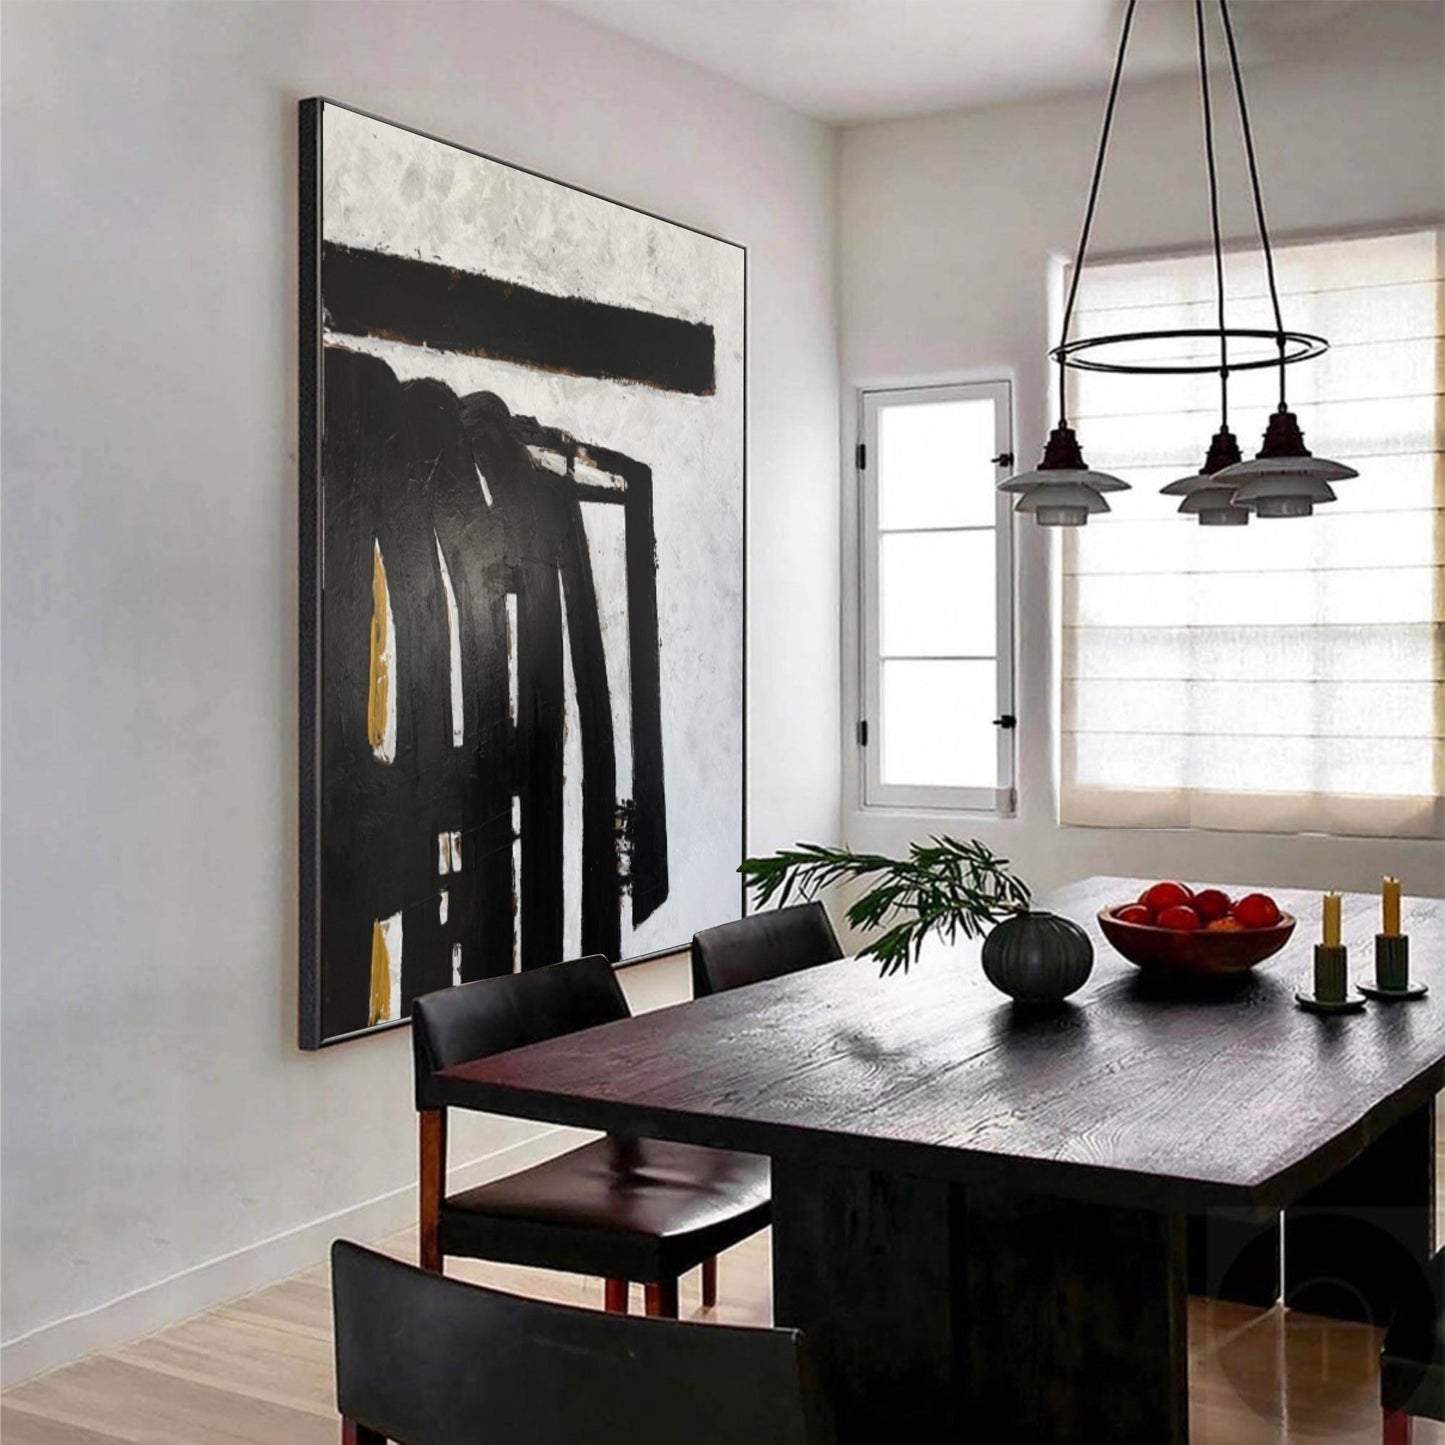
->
[839, 42, 1445, 899]
[0, 0, 839, 1380]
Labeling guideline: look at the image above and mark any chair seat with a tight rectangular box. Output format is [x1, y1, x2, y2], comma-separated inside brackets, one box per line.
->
[1382, 1248, 1445, 1422]
[440, 1136, 771, 1283]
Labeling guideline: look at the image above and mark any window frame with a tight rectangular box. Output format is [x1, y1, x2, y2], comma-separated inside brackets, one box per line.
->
[858, 379, 1016, 815]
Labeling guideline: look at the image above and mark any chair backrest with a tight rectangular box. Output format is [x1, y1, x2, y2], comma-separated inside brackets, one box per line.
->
[412, 954, 628, 1110]
[691, 902, 844, 998]
[332, 1241, 833, 1445]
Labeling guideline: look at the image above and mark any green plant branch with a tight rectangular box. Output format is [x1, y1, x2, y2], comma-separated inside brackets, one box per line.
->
[739, 837, 1030, 975]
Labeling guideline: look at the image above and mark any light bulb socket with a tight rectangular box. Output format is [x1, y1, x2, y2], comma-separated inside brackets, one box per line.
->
[1038, 424, 1088, 471]
[1033, 506, 1089, 527]
[1257, 406, 1310, 460]
[1201, 425, 1244, 474]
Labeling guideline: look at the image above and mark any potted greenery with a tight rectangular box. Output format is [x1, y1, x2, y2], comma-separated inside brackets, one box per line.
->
[741, 838, 1093, 1001]
[739, 836, 1031, 976]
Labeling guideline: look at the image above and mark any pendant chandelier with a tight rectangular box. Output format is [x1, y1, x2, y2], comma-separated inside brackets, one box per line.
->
[1002, 0, 1355, 528]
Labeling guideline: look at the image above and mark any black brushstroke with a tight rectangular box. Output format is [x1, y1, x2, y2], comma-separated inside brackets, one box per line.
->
[618, 462, 668, 925]
[317, 347, 667, 1042]
[321, 242, 716, 396]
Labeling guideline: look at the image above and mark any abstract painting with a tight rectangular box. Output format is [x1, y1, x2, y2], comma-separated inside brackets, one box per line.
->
[299, 100, 745, 1048]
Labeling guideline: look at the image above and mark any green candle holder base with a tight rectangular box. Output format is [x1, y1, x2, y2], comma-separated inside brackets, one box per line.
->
[1375, 933, 1411, 992]
[1360, 980, 1428, 1003]
[1295, 989, 1368, 1015]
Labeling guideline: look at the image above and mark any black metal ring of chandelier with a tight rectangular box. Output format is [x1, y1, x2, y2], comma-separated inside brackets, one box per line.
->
[1050, 327, 1328, 377]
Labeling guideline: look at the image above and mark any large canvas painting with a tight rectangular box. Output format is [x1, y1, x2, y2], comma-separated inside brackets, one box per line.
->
[299, 100, 745, 1048]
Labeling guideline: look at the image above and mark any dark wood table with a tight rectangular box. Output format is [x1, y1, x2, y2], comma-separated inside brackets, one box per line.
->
[435, 877, 1444, 1443]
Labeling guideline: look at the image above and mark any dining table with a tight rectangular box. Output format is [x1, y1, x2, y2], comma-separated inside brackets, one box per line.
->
[431, 876, 1444, 1444]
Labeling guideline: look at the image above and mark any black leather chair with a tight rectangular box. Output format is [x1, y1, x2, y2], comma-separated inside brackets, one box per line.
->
[691, 902, 844, 999]
[333, 1240, 833, 1444]
[412, 955, 770, 1317]
[1382, 1247, 1444, 1444]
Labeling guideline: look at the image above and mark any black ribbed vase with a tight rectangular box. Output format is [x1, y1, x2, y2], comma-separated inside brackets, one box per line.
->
[981, 910, 1094, 1004]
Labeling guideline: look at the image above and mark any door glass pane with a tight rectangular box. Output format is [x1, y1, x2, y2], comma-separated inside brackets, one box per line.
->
[880, 532, 996, 657]
[881, 659, 998, 788]
[878, 398, 996, 530]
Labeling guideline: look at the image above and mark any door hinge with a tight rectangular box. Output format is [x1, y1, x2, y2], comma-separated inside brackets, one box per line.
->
[857, 719, 869, 746]
[991, 452, 1015, 469]
[993, 714, 1017, 729]
[856, 442, 867, 471]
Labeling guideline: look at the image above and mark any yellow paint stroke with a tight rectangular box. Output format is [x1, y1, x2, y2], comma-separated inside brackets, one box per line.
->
[367, 541, 391, 756]
[368, 919, 391, 1027]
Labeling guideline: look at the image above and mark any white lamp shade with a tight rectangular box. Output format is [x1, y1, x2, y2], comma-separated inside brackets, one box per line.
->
[1159, 470, 1231, 497]
[1178, 488, 1235, 512]
[1229, 474, 1338, 508]
[1000, 467, 1129, 494]
[1178, 488, 1250, 524]
[1013, 483, 1111, 515]
[1213, 454, 1359, 485]
[1196, 504, 1250, 526]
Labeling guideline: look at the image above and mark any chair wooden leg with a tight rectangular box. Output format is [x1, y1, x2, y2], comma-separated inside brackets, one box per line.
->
[701, 1255, 718, 1308]
[604, 1278, 629, 1314]
[342, 1420, 387, 1444]
[419, 1108, 447, 1274]
[1383, 1408, 1413, 1445]
[644, 1277, 680, 1319]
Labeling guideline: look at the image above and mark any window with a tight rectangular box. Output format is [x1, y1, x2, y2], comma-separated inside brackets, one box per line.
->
[1062, 228, 1443, 838]
[859, 381, 1015, 812]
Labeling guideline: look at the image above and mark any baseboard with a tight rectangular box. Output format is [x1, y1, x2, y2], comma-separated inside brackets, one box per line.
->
[0, 1123, 587, 1387]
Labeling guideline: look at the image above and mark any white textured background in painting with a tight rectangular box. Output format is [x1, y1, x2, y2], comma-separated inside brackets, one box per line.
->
[322, 104, 745, 959]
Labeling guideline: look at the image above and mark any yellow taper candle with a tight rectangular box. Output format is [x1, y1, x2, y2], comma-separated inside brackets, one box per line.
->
[1323, 892, 1342, 948]
[1383, 876, 1402, 937]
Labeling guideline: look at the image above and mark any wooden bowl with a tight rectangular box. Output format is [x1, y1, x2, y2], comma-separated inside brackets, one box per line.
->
[1097, 906, 1296, 981]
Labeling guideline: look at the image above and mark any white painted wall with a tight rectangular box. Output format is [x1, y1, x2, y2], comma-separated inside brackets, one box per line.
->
[0, 0, 839, 1380]
[839, 43, 1445, 900]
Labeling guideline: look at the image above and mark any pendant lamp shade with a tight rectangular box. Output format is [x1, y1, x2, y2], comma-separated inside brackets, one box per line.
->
[1212, 406, 1357, 518]
[1160, 425, 1250, 526]
[999, 424, 1128, 527]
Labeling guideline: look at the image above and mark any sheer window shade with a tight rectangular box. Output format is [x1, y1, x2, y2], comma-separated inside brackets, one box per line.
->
[1061, 228, 1444, 839]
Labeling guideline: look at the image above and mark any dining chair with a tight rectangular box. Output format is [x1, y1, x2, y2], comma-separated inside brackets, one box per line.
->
[691, 901, 843, 998]
[412, 954, 770, 1317]
[1381, 1246, 1443, 1444]
[332, 1240, 833, 1444]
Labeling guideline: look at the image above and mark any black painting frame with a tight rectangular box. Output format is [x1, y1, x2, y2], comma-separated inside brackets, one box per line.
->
[298, 97, 748, 1050]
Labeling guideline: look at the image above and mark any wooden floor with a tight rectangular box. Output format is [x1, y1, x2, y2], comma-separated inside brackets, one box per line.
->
[5, 1192, 1442, 1444]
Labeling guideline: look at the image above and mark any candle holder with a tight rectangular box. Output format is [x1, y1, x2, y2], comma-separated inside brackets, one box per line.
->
[1296, 943, 1367, 1014]
[1360, 933, 1428, 1002]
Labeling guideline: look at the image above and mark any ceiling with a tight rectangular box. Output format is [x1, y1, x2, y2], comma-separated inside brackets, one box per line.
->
[547, 0, 1431, 124]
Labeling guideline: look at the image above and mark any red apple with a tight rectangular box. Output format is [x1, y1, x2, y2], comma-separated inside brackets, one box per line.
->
[1140, 880, 1193, 914]
[1193, 888, 1232, 923]
[1114, 904, 1153, 925]
[1232, 893, 1281, 929]
[1156, 904, 1202, 932]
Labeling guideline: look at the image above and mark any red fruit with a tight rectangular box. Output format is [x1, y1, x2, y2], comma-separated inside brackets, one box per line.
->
[1232, 893, 1281, 929]
[1193, 888, 1232, 923]
[1114, 904, 1153, 925]
[1140, 881, 1193, 914]
[1156, 904, 1202, 932]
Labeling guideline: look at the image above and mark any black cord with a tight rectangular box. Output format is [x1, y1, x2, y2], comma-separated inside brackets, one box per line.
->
[1057, 0, 1139, 426]
[1195, 0, 1229, 428]
[1217, 0, 1288, 408]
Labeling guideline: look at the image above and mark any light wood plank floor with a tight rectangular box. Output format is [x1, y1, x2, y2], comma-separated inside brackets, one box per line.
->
[5, 1180, 1442, 1444]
